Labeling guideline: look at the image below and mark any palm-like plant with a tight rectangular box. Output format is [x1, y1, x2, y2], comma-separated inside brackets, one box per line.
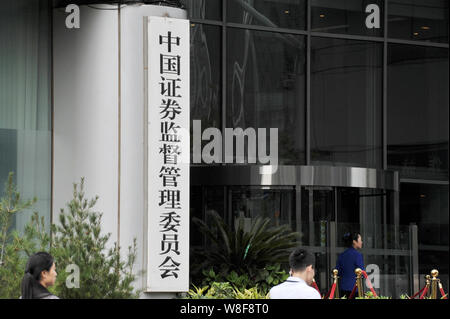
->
[193, 211, 300, 278]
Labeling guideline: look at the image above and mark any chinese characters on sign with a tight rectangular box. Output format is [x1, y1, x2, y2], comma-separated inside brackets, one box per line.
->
[147, 17, 189, 292]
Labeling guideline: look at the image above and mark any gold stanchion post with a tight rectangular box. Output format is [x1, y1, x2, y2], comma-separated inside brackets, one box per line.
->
[431, 269, 439, 299]
[423, 275, 431, 299]
[355, 268, 363, 298]
[333, 269, 339, 298]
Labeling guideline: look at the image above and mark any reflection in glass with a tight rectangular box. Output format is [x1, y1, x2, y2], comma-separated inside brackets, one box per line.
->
[227, 0, 306, 30]
[190, 186, 203, 247]
[400, 183, 449, 246]
[300, 187, 334, 249]
[388, 0, 449, 43]
[337, 188, 361, 224]
[366, 255, 411, 297]
[190, 24, 222, 163]
[0, 0, 51, 233]
[400, 183, 448, 244]
[230, 186, 295, 230]
[387, 45, 449, 180]
[190, 186, 227, 282]
[400, 183, 449, 291]
[181, 0, 222, 21]
[227, 29, 306, 165]
[311, 37, 382, 168]
[337, 188, 387, 250]
[311, 0, 384, 37]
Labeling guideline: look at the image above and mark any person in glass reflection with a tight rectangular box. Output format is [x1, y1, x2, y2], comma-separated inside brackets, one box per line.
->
[20, 252, 59, 299]
[269, 248, 321, 299]
[336, 232, 364, 298]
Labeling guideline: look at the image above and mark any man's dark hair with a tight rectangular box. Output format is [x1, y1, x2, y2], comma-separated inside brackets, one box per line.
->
[289, 248, 315, 272]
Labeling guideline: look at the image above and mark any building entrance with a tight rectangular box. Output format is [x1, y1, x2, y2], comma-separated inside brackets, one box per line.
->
[191, 165, 419, 297]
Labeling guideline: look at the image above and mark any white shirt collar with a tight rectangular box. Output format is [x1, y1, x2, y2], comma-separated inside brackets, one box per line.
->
[286, 276, 306, 283]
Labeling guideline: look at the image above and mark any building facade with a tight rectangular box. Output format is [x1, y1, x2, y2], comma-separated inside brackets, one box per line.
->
[0, 0, 448, 298]
[186, 0, 449, 297]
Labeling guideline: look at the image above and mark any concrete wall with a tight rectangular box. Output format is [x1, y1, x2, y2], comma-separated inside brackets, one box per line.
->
[52, 4, 187, 298]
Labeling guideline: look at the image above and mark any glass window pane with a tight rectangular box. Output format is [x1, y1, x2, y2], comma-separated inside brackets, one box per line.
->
[227, 29, 306, 165]
[190, 24, 222, 164]
[300, 187, 334, 247]
[388, 0, 449, 43]
[311, 37, 383, 168]
[311, 0, 384, 37]
[190, 186, 225, 248]
[181, 0, 222, 21]
[0, 0, 51, 233]
[189, 186, 203, 247]
[387, 45, 449, 180]
[400, 183, 448, 245]
[227, 0, 306, 30]
[368, 255, 411, 298]
[230, 186, 296, 229]
[400, 183, 449, 290]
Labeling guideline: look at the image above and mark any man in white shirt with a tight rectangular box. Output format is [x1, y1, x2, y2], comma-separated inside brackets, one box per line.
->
[269, 248, 321, 299]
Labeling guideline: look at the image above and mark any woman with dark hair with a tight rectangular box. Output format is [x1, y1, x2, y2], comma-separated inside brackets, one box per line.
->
[335, 232, 364, 298]
[20, 252, 59, 299]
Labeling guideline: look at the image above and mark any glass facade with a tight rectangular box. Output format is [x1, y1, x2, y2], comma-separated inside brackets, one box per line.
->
[190, 24, 222, 129]
[388, 44, 449, 180]
[0, 0, 52, 233]
[226, 29, 306, 164]
[230, 186, 296, 228]
[311, 37, 382, 167]
[190, 24, 222, 160]
[182, 0, 222, 21]
[311, 0, 384, 37]
[400, 183, 449, 288]
[388, 0, 449, 43]
[228, 0, 307, 30]
[188, 0, 449, 297]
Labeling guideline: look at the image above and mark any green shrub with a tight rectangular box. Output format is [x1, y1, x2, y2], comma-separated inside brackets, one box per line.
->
[185, 285, 210, 299]
[233, 286, 269, 299]
[354, 291, 391, 299]
[253, 263, 290, 293]
[186, 282, 234, 299]
[50, 178, 142, 298]
[400, 293, 447, 300]
[0, 172, 42, 299]
[197, 264, 289, 296]
[1, 174, 143, 299]
[185, 282, 269, 299]
[191, 210, 298, 290]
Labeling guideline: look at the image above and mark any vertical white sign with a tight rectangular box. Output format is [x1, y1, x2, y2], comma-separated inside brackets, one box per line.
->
[147, 16, 190, 292]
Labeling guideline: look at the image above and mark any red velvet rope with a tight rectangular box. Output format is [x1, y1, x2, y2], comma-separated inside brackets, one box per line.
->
[328, 283, 337, 299]
[312, 280, 323, 298]
[348, 283, 357, 299]
[361, 270, 378, 297]
[312, 280, 321, 295]
[439, 287, 447, 299]
[419, 286, 429, 299]
[410, 285, 426, 299]
[324, 288, 331, 299]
